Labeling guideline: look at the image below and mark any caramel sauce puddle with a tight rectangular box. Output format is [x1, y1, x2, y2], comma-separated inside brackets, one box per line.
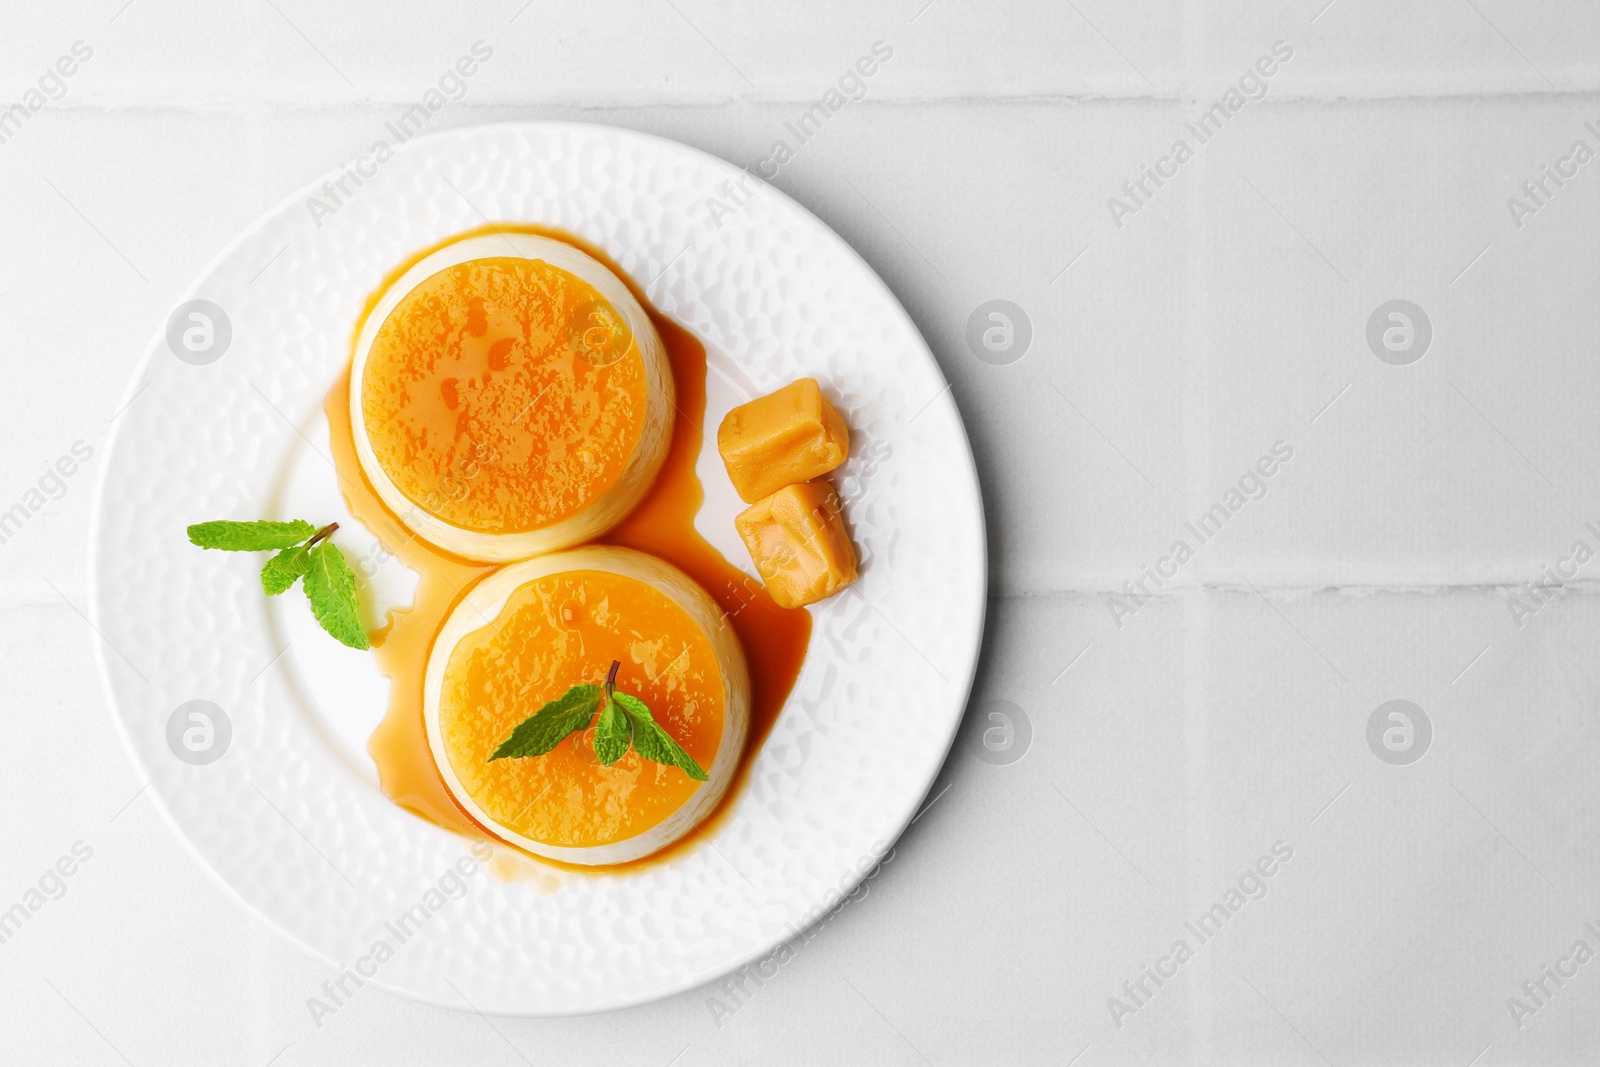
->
[325, 224, 812, 876]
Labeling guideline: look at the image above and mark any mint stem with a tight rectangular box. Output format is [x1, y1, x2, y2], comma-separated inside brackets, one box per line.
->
[306, 522, 339, 548]
[604, 659, 621, 698]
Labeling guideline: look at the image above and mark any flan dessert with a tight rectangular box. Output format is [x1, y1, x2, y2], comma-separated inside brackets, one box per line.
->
[350, 233, 673, 562]
[422, 546, 750, 865]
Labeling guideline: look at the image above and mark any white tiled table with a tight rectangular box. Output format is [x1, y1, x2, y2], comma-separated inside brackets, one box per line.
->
[4, 2, 1600, 1063]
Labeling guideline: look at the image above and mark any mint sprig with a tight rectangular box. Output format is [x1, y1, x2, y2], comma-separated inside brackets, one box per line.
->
[185, 519, 369, 650]
[488, 660, 709, 781]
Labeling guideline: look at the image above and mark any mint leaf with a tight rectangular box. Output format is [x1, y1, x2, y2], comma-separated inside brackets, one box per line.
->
[188, 519, 316, 551]
[260, 544, 313, 595]
[484, 660, 708, 779]
[594, 695, 631, 766]
[614, 691, 708, 781]
[489, 685, 602, 761]
[302, 542, 369, 650]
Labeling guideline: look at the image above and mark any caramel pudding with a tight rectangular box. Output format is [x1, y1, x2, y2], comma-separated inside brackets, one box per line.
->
[350, 233, 673, 562]
[329, 224, 813, 874]
[423, 546, 749, 866]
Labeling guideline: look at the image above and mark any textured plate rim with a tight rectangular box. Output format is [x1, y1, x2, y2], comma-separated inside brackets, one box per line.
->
[87, 119, 988, 1015]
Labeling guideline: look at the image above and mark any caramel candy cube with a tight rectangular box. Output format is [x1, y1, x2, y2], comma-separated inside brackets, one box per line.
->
[717, 378, 849, 503]
[735, 481, 858, 608]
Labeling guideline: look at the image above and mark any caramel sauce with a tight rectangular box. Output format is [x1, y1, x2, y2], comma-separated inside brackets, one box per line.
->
[325, 223, 811, 874]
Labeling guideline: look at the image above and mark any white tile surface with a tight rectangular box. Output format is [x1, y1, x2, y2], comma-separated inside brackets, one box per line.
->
[5, 1, 1600, 1063]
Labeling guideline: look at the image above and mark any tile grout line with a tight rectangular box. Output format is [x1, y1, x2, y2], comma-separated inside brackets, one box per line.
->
[29, 83, 1600, 113]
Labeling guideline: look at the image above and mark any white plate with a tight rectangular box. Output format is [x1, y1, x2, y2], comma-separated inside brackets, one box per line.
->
[88, 121, 986, 1015]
